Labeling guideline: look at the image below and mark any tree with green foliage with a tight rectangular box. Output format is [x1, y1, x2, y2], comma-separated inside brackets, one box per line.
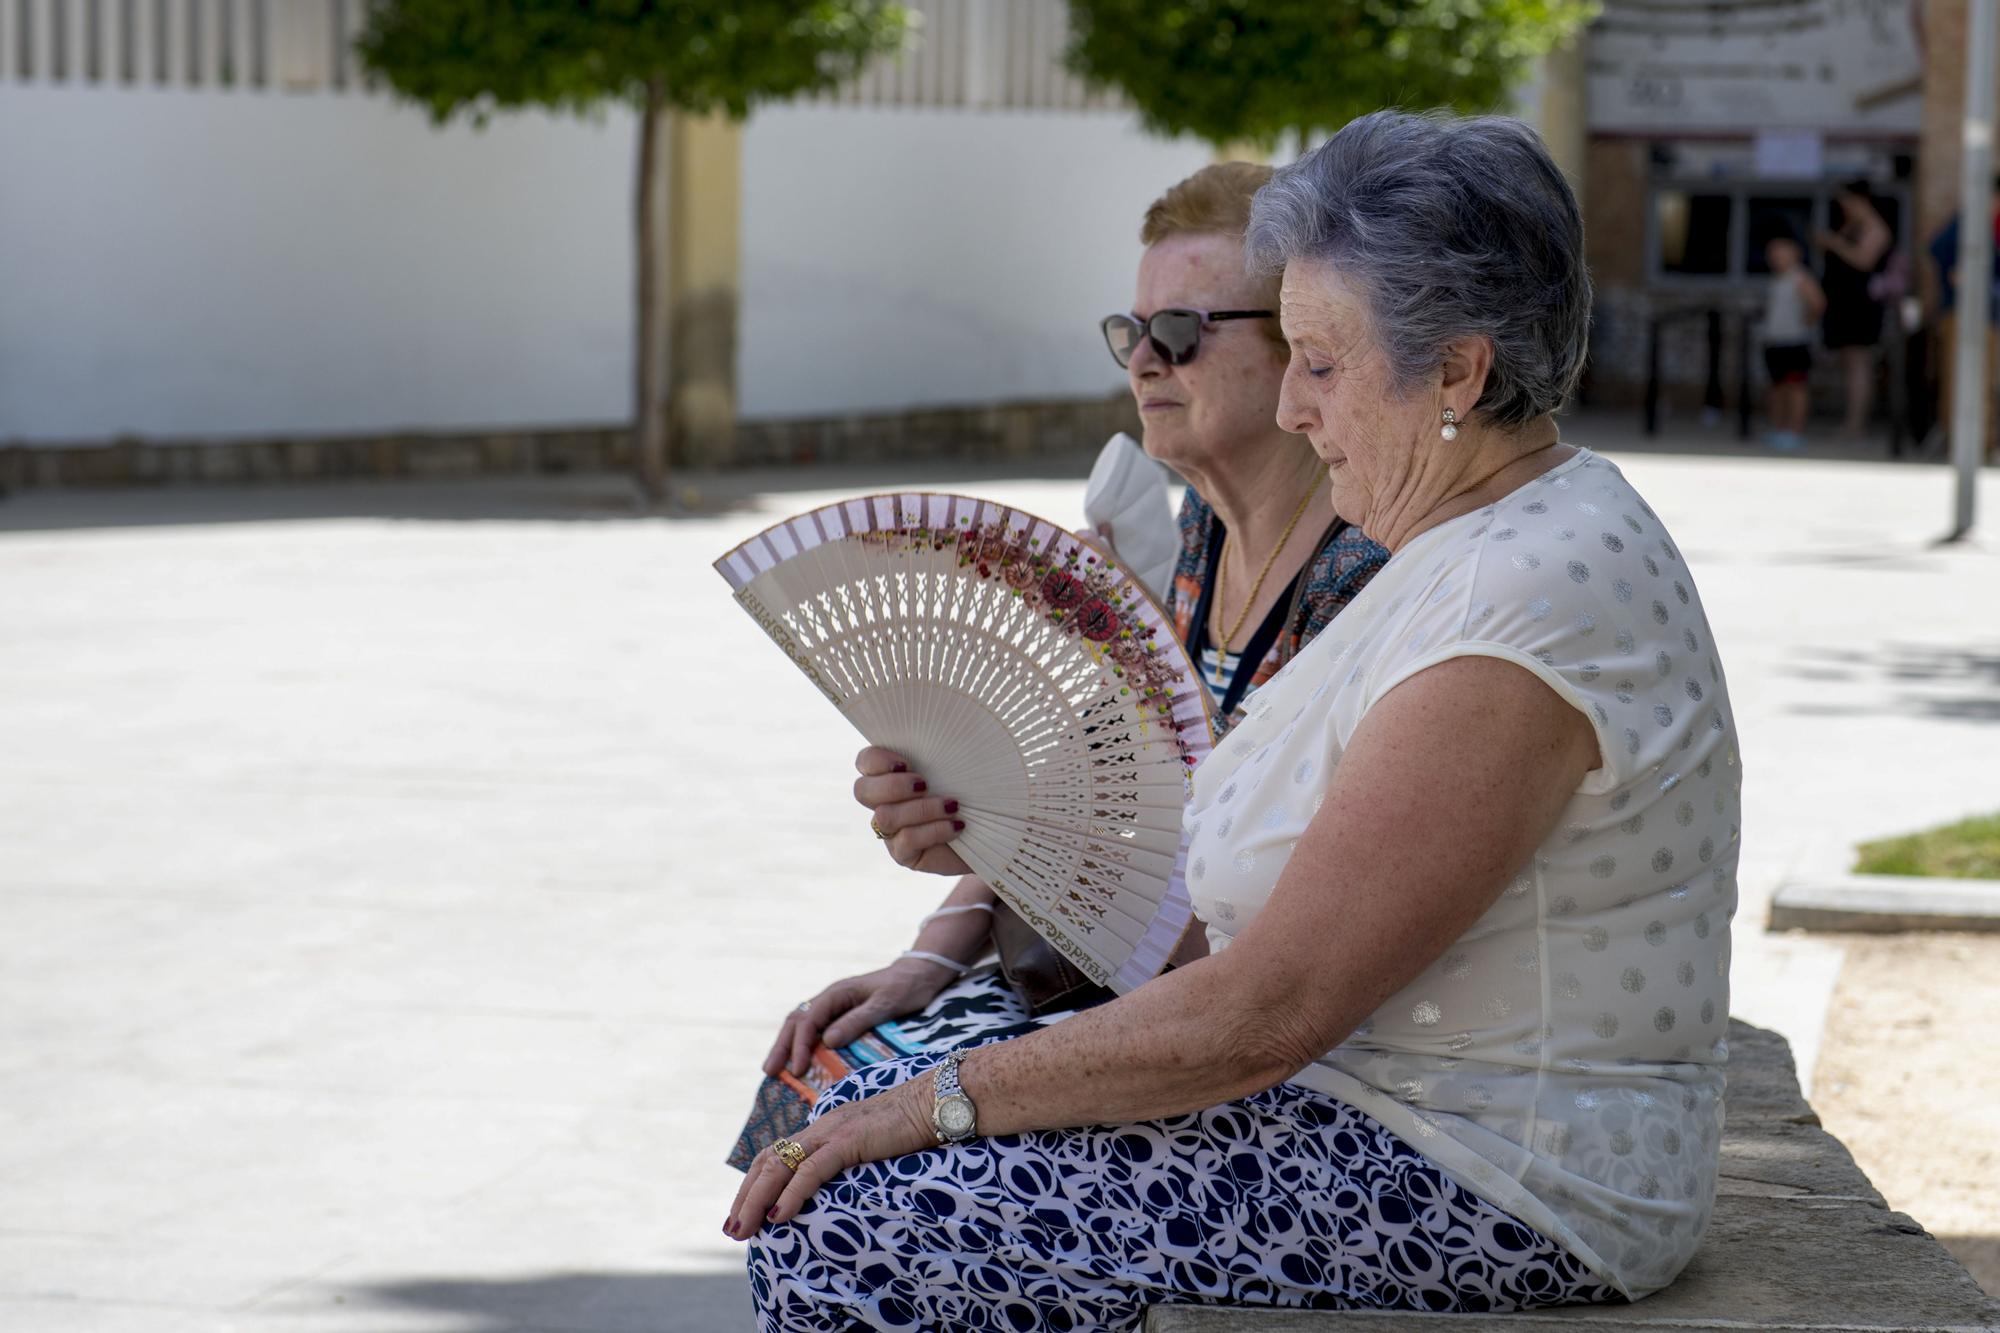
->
[357, 0, 910, 499]
[1065, 0, 1597, 151]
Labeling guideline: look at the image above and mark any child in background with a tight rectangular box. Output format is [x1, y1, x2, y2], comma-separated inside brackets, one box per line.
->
[1762, 234, 1825, 451]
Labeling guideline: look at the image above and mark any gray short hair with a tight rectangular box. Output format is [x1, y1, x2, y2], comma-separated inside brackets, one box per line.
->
[1245, 111, 1592, 429]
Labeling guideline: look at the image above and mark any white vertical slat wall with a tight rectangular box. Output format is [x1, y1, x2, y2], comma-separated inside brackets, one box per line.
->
[0, 0, 1125, 111]
[129, 0, 154, 84]
[233, 0, 259, 87]
[90, 0, 113, 81]
[27, 0, 56, 83]
[196, 0, 223, 86]
[1, 0, 273, 89]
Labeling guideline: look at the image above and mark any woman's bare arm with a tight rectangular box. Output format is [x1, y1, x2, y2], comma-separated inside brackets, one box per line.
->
[960, 653, 1600, 1133]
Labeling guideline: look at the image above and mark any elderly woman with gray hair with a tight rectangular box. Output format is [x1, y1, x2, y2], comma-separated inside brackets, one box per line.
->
[728, 111, 1740, 1332]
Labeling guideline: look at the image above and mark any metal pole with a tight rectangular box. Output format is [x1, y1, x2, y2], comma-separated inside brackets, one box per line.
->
[1947, 0, 1997, 542]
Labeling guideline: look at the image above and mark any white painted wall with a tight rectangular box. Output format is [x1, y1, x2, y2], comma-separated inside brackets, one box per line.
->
[0, 86, 635, 443]
[0, 86, 1209, 445]
[739, 105, 1209, 418]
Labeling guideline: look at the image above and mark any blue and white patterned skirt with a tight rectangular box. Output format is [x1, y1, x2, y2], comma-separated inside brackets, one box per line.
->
[745, 972, 1616, 1331]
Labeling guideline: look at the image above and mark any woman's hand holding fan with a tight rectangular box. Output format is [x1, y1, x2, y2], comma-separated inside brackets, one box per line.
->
[852, 744, 972, 877]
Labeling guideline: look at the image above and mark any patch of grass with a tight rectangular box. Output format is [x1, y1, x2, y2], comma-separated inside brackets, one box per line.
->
[1855, 812, 2000, 880]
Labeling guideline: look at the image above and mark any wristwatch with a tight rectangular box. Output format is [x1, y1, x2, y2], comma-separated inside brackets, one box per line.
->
[931, 1049, 979, 1145]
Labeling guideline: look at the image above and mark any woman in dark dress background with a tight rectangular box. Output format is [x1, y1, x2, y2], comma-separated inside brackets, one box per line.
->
[1816, 180, 1893, 438]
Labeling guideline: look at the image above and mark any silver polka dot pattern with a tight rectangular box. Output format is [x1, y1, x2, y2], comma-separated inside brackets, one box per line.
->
[1172, 451, 1736, 1300]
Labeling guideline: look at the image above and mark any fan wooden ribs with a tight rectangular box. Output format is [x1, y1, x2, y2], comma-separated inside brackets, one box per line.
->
[716, 493, 1216, 994]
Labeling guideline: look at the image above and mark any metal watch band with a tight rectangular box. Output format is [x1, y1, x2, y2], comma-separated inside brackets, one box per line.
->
[932, 1048, 976, 1145]
[935, 1049, 966, 1100]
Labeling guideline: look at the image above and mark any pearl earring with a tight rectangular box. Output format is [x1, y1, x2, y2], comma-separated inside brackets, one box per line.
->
[1441, 408, 1459, 441]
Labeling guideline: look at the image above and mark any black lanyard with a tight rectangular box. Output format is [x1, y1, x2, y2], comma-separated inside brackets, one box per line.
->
[1187, 518, 1302, 721]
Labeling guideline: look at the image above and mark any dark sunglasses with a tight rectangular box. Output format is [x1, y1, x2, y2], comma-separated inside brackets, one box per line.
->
[1100, 307, 1275, 368]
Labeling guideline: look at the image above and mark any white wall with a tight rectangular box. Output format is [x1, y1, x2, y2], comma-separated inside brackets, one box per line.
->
[0, 86, 1210, 445]
[0, 86, 635, 443]
[739, 105, 1209, 418]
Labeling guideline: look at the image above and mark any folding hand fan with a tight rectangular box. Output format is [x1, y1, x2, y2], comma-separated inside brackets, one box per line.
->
[715, 492, 1215, 994]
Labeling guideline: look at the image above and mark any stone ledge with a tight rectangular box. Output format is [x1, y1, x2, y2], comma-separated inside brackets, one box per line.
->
[1769, 876, 2000, 934]
[1145, 1021, 1999, 1333]
[0, 395, 1141, 492]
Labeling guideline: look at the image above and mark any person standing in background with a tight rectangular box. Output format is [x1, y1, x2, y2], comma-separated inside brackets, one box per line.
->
[1763, 235, 1825, 452]
[1815, 181, 1892, 439]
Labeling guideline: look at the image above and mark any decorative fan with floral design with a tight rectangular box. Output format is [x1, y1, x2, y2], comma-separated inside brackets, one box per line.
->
[715, 492, 1215, 994]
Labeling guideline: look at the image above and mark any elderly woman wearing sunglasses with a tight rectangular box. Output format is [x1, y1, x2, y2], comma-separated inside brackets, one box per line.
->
[734, 114, 1742, 1332]
[731, 160, 1395, 1322]
[1098, 164, 1388, 718]
[742, 162, 1389, 1104]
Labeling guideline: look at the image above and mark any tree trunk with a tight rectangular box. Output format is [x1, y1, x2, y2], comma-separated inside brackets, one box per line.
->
[634, 79, 673, 502]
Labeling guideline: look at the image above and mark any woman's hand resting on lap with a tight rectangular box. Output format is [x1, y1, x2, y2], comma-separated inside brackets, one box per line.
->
[854, 746, 970, 877]
[764, 957, 958, 1077]
[727, 1062, 939, 1240]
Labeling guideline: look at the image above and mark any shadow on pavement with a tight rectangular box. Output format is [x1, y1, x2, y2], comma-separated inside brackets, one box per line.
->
[1784, 643, 2000, 725]
[1568, 406, 1937, 464]
[359, 1269, 753, 1333]
[1762, 545, 1954, 572]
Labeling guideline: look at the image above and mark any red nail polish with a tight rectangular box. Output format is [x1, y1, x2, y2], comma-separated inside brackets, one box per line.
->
[766, 1208, 781, 1222]
[913, 780, 928, 792]
[944, 799, 959, 815]
[892, 762, 908, 772]
[953, 820, 966, 832]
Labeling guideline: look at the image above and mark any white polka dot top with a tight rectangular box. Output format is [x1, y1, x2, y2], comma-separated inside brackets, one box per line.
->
[1182, 449, 1738, 1300]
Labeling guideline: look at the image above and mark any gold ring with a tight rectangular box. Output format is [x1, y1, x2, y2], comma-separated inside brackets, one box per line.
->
[871, 817, 889, 840]
[773, 1137, 808, 1172]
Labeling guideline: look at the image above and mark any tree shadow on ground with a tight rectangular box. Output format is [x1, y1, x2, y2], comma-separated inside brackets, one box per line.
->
[1783, 643, 2000, 725]
[0, 451, 1105, 534]
[1762, 545, 1954, 573]
[354, 1269, 752, 1333]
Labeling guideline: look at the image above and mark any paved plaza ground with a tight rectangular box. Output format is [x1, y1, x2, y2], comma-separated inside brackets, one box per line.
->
[1, 417, 1995, 1330]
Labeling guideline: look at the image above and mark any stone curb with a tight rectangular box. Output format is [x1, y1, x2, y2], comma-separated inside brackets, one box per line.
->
[1769, 875, 2000, 934]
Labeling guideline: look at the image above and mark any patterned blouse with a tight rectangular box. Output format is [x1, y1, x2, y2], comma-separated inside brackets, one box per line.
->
[1182, 450, 1739, 1298]
[1166, 487, 1390, 731]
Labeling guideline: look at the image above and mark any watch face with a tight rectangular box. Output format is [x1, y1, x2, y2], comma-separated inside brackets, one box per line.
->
[937, 1095, 976, 1136]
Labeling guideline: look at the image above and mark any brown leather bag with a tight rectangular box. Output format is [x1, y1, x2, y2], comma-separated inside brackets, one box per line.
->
[992, 902, 1115, 1016]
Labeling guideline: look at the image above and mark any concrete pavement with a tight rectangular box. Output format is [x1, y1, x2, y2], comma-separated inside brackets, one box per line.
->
[0, 420, 1994, 1330]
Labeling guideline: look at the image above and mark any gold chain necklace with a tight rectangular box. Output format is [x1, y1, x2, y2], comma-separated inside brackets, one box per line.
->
[1213, 480, 1319, 656]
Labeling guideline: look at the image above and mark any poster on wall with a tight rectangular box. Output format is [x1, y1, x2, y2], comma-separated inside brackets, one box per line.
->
[1588, 0, 1923, 136]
